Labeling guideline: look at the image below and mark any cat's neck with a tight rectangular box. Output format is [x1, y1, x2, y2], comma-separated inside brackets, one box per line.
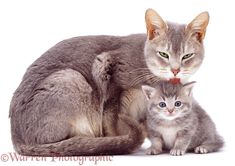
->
[113, 54, 159, 89]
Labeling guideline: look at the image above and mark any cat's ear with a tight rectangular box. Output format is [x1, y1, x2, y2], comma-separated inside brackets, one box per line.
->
[186, 11, 209, 42]
[182, 81, 196, 96]
[145, 8, 168, 40]
[142, 85, 157, 100]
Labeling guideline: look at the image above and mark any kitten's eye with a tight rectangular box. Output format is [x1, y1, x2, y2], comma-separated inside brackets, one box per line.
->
[159, 102, 166, 108]
[158, 51, 169, 59]
[182, 53, 194, 60]
[175, 101, 182, 107]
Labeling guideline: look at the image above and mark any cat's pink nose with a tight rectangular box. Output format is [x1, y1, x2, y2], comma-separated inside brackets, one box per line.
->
[171, 68, 180, 76]
[168, 109, 174, 113]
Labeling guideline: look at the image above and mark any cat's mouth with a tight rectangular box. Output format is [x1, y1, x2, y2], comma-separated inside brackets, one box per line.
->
[169, 78, 181, 84]
[162, 113, 178, 120]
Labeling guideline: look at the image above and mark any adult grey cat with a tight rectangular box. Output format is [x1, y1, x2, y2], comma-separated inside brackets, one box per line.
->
[9, 9, 209, 156]
[142, 81, 224, 156]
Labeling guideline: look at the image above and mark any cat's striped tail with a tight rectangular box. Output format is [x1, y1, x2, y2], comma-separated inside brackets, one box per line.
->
[15, 115, 144, 156]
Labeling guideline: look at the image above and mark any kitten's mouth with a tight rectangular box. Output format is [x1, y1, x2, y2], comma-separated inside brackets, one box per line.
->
[162, 114, 177, 120]
[169, 78, 181, 84]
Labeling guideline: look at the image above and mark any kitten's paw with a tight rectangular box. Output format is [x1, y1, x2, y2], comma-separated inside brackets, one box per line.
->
[170, 149, 186, 156]
[146, 147, 162, 155]
[194, 146, 208, 154]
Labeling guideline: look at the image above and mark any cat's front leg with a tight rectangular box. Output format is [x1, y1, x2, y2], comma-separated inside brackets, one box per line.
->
[170, 130, 192, 156]
[147, 137, 163, 155]
[146, 131, 163, 155]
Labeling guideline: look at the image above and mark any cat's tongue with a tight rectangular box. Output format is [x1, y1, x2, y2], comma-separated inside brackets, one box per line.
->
[169, 78, 181, 84]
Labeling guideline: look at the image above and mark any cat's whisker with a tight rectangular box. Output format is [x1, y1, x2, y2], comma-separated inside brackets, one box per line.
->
[181, 73, 191, 75]
[129, 68, 151, 73]
[158, 69, 168, 71]
[130, 73, 153, 80]
[129, 73, 157, 87]
[150, 77, 160, 84]
[129, 74, 148, 85]
[140, 75, 159, 85]
[129, 75, 150, 87]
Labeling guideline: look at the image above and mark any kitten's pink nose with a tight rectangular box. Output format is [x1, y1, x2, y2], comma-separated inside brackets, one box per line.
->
[168, 109, 174, 114]
[171, 68, 180, 76]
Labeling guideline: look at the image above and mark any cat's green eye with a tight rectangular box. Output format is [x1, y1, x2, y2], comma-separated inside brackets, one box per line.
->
[158, 51, 169, 59]
[182, 53, 194, 60]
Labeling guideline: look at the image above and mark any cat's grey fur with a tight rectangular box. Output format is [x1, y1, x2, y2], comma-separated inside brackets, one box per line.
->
[10, 34, 148, 156]
[142, 81, 224, 155]
[9, 9, 209, 156]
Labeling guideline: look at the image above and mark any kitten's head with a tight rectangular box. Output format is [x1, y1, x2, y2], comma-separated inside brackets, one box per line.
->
[144, 9, 209, 83]
[142, 81, 195, 121]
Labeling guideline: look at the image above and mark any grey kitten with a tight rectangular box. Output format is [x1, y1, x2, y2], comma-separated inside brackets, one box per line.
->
[9, 9, 209, 156]
[142, 81, 224, 155]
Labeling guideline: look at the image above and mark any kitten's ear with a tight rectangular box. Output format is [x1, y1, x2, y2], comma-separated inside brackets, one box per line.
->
[186, 12, 209, 42]
[182, 81, 196, 96]
[145, 8, 168, 40]
[142, 85, 156, 100]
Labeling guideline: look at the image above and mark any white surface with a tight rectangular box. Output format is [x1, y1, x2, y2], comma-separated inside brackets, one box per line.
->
[0, 0, 234, 165]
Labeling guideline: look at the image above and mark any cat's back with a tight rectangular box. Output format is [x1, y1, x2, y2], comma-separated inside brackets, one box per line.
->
[25, 34, 146, 76]
[20, 34, 146, 86]
[10, 34, 146, 116]
[50, 34, 146, 58]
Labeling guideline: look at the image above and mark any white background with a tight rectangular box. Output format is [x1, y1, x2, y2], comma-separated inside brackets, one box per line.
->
[0, 0, 234, 165]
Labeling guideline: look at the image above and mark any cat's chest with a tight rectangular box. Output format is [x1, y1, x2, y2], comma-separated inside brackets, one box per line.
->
[157, 126, 181, 149]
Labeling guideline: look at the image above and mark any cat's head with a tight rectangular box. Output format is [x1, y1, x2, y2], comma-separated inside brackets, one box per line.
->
[144, 9, 209, 83]
[142, 81, 195, 120]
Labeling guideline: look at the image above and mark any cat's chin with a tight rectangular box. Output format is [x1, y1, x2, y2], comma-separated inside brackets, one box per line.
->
[169, 78, 181, 84]
[168, 77, 191, 84]
[160, 114, 178, 121]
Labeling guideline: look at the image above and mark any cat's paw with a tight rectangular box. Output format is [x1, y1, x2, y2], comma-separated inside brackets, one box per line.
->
[194, 146, 208, 154]
[146, 147, 162, 155]
[170, 149, 186, 156]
